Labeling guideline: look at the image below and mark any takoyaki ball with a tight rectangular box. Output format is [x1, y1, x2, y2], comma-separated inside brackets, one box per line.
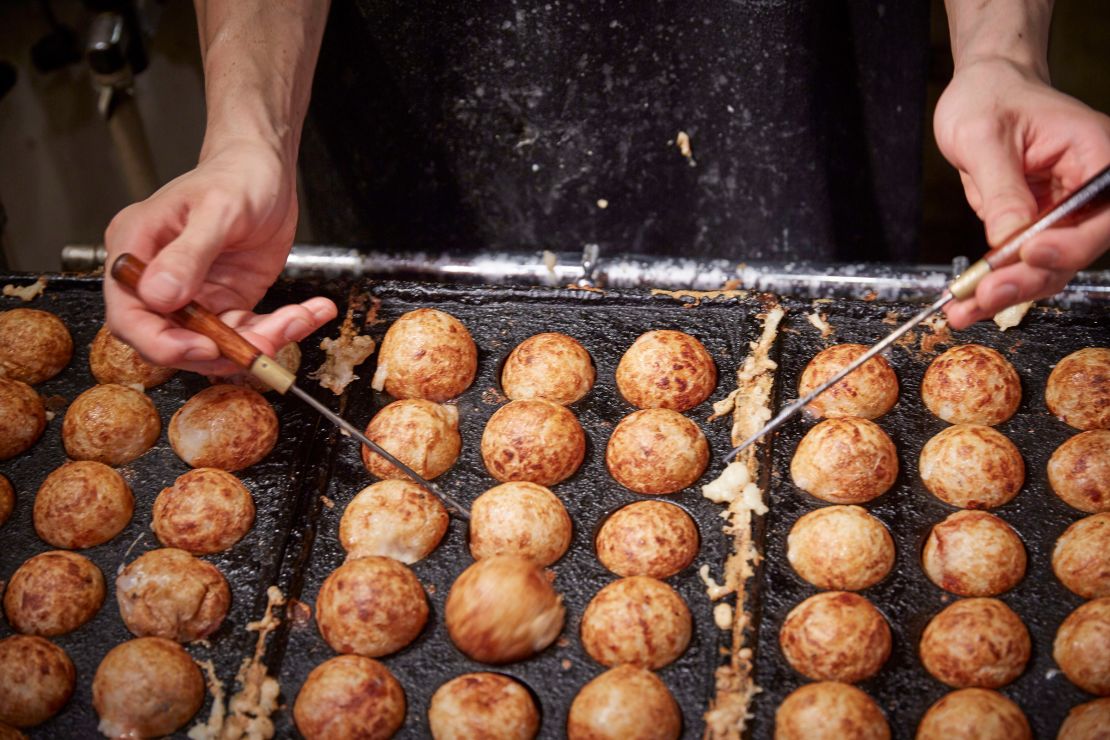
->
[922, 511, 1026, 597]
[361, 399, 461, 480]
[62, 384, 160, 466]
[566, 665, 681, 740]
[116, 548, 230, 642]
[469, 482, 572, 566]
[3, 551, 104, 636]
[168, 385, 278, 471]
[1053, 513, 1110, 598]
[774, 682, 889, 740]
[0, 474, 12, 527]
[445, 555, 565, 664]
[0, 309, 72, 385]
[0, 378, 45, 460]
[294, 655, 405, 740]
[151, 468, 255, 555]
[210, 341, 300, 394]
[1046, 347, 1110, 431]
[915, 688, 1031, 740]
[374, 308, 478, 401]
[0, 635, 74, 728]
[580, 577, 692, 670]
[92, 637, 204, 739]
[920, 598, 1030, 689]
[1058, 698, 1110, 740]
[605, 409, 709, 494]
[0, 722, 23, 739]
[596, 501, 699, 579]
[921, 344, 1021, 425]
[481, 400, 586, 486]
[316, 556, 428, 658]
[1054, 598, 1110, 696]
[33, 461, 133, 549]
[615, 329, 717, 412]
[339, 480, 448, 564]
[919, 425, 1024, 509]
[790, 418, 898, 504]
[779, 592, 891, 683]
[88, 325, 176, 389]
[428, 673, 540, 740]
[787, 505, 894, 591]
[799, 344, 899, 420]
[1049, 430, 1110, 513]
[502, 332, 595, 406]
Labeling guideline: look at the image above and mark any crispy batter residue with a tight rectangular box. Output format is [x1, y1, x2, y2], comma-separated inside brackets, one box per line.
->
[919, 313, 953, 354]
[993, 301, 1034, 331]
[650, 288, 749, 308]
[309, 294, 379, 395]
[805, 310, 834, 339]
[2, 277, 47, 301]
[676, 131, 693, 159]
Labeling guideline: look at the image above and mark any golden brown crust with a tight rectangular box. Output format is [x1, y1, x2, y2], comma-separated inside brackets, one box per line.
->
[481, 400, 586, 486]
[376, 308, 477, 401]
[502, 332, 595, 406]
[1058, 697, 1110, 740]
[0, 378, 46, 460]
[786, 506, 894, 591]
[62, 384, 161, 466]
[316, 556, 428, 658]
[116, 548, 230, 642]
[152, 468, 255, 554]
[1049, 430, 1110, 513]
[1054, 597, 1110, 696]
[921, 344, 1021, 426]
[596, 501, 699, 579]
[0, 308, 72, 385]
[567, 665, 681, 740]
[580, 576, 692, 670]
[1053, 513, 1110, 598]
[799, 344, 899, 420]
[339, 480, 448, 564]
[921, 511, 1026, 597]
[790, 418, 898, 504]
[615, 329, 717, 412]
[774, 682, 889, 740]
[92, 637, 204, 738]
[915, 688, 1031, 740]
[1046, 347, 1110, 431]
[469, 481, 572, 566]
[88, 325, 176, 388]
[919, 425, 1025, 509]
[428, 673, 539, 740]
[920, 598, 1030, 689]
[33, 461, 133, 549]
[605, 408, 709, 494]
[293, 655, 405, 740]
[2, 550, 104, 636]
[779, 592, 891, 683]
[361, 399, 461, 480]
[0, 635, 75, 728]
[0, 474, 13, 527]
[168, 385, 278, 471]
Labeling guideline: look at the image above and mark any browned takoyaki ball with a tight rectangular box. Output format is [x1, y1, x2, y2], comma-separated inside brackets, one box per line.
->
[481, 399, 586, 486]
[580, 576, 692, 670]
[3, 550, 104, 636]
[115, 548, 230, 642]
[774, 682, 889, 740]
[799, 344, 899, 420]
[920, 598, 1030, 689]
[1048, 430, 1110, 513]
[1046, 347, 1110, 431]
[919, 424, 1025, 509]
[428, 673, 540, 740]
[596, 501, 699, 579]
[502, 332, 595, 406]
[33, 461, 133, 549]
[168, 385, 278, 471]
[151, 468, 255, 555]
[0, 308, 72, 385]
[0, 378, 46, 460]
[921, 344, 1021, 426]
[0, 474, 13, 527]
[374, 308, 478, 401]
[779, 592, 891, 683]
[89, 325, 176, 388]
[787, 505, 894, 591]
[0, 635, 75, 728]
[339, 480, 449, 564]
[606, 408, 709, 494]
[1053, 513, 1110, 598]
[566, 665, 681, 740]
[294, 655, 406, 740]
[469, 481, 572, 566]
[915, 689, 1031, 740]
[616, 329, 717, 412]
[921, 511, 1026, 597]
[62, 384, 160, 465]
[92, 637, 204, 738]
[1058, 698, 1110, 740]
[1054, 598, 1110, 696]
[361, 399, 461, 480]
[790, 417, 898, 504]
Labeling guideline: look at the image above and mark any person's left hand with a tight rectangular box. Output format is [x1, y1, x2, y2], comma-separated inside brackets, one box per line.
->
[933, 57, 1110, 329]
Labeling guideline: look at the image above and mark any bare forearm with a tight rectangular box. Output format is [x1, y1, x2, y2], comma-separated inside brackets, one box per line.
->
[944, 0, 1053, 79]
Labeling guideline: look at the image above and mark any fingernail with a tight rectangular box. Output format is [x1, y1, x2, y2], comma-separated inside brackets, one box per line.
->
[312, 306, 333, 321]
[991, 283, 1019, 306]
[284, 318, 311, 341]
[145, 272, 183, 306]
[184, 346, 215, 361]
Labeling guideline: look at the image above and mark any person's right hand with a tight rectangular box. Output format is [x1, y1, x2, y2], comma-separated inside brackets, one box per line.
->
[103, 138, 337, 376]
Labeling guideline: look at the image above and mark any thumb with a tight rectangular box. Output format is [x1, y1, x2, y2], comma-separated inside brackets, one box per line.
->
[138, 199, 235, 312]
[962, 137, 1037, 247]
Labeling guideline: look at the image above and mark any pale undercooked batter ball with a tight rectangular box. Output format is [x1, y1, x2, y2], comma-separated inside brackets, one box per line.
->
[1046, 347, 1110, 431]
[316, 556, 428, 657]
[62, 383, 160, 466]
[429, 672, 540, 740]
[502, 332, 595, 406]
[775, 681, 889, 740]
[787, 505, 894, 591]
[92, 636, 204, 739]
[33, 461, 133, 549]
[0, 474, 13, 527]
[481, 399, 586, 486]
[210, 340, 300, 394]
[445, 555, 565, 664]
[361, 399, 461, 480]
[0, 635, 74, 728]
[3, 550, 104, 636]
[116, 548, 230, 642]
[294, 655, 405, 740]
[615, 329, 717, 412]
[339, 479, 448, 564]
[469, 481, 572, 566]
[790, 417, 898, 504]
[596, 500, 699, 579]
[88, 325, 176, 388]
[919, 424, 1024, 509]
[779, 592, 891, 683]
[1058, 698, 1110, 740]
[1054, 597, 1110, 696]
[915, 688, 1030, 740]
[922, 511, 1026, 597]
[606, 408, 709, 494]
[566, 665, 681, 740]
[580, 576, 692, 670]
[373, 307, 478, 401]
[1049, 430, 1110, 513]
[1053, 513, 1110, 598]
[799, 344, 899, 420]
[921, 344, 1021, 425]
[169, 385, 278, 471]
[0, 308, 72, 385]
[152, 468, 255, 554]
[0, 377, 45, 460]
[920, 598, 1030, 689]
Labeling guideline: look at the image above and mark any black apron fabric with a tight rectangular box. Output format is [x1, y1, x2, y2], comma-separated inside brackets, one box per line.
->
[299, 0, 930, 262]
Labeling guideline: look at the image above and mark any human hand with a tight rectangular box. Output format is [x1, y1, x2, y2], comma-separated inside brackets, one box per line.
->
[933, 57, 1110, 328]
[103, 138, 337, 375]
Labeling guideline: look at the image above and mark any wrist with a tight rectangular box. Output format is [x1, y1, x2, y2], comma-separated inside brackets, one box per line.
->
[946, 0, 1052, 82]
